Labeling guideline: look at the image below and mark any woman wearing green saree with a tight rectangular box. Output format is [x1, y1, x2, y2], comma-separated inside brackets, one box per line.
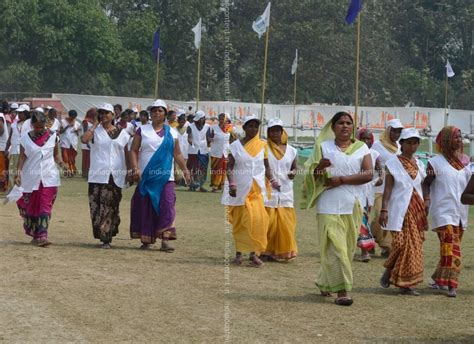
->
[301, 111, 373, 306]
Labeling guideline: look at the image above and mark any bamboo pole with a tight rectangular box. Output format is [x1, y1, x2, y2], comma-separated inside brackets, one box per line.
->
[260, 28, 270, 126]
[444, 72, 448, 126]
[354, 15, 361, 135]
[292, 66, 297, 139]
[154, 52, 160, 98]
[196, 46, 201, 110]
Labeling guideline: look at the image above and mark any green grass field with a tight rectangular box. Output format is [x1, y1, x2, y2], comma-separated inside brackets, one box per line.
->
[1, 156, 474, 342]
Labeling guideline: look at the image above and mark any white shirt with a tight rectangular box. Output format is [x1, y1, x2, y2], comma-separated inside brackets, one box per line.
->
[60, 119, 81, 150]
[364, 148, 380, 207]
[175, 127, 189, 159]
[49, 118, 61, 134]
[20, 132, 61, 192]
[187, 122, 210, 155]
[264, 145, 297, 208]
[138, 124, 178, 182]
[0, 114, 9, 151]
[371, 140, 400, 194]
[385, 156, 425, 232]
[9, 120, 22, 154]
[20, 118, 32, 137]
[221, 140, 268, 206]
[317, 140, 371, 215]
[428, 155, 470, 230]
[209, 124, 231, 158]
[88, 126, 130, 188]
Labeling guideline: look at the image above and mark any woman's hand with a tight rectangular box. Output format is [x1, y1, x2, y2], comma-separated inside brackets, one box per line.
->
[14, 174, 21, 186]
[379, 211, 388, 228]
[183, 170, 191, 186]
[424, 199, 430, 216]
[287, 170, 296, 180]
[324, 176, 343, 188]
[229, 184, 237, 197]
[317, 158, 331, 170]
[129, 167, 140, 182]
[374, 177, 383, 187]
[270, 179, 281, 191]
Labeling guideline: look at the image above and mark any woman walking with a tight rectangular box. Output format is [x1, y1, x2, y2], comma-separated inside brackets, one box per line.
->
[15, 111, 63, 246]
[187, 111, 210, 192]
[222, 115, 279, 267]
[379, 128, 427, 296]
[370, 119, 404, 257]
[60, 109, 82, 177]
[356, 128, 382, 262]
[129, 99, 190, 251]
[81, 103, 130, 249]
[422, 126, 470, 297]
[210, 113, 235, 192]
[301, 111, 373, 306]
[262, 118, 298, 261]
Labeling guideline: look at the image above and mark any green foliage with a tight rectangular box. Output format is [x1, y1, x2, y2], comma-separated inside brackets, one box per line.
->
[0, 0, 472, 110]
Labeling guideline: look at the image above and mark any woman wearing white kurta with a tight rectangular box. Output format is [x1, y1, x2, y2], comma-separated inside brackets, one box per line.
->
[0, 112, 9, 192]
[81, 103, 130, 249]
[379, 128, 427, 296]
[301, 111, 373, 306]
[186, 111, 210, 192]
[370, 118, 404, 256]
[209, 113, 235, 192]
[129, 99, 190, 251]
[60, 110, 82, 177]
[15, 112, 63, 247]
[422, 126, 470, 297]
[263, 118, 298, 261]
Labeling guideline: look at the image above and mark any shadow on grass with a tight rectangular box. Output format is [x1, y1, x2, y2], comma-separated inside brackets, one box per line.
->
[225, 292, 334, 304]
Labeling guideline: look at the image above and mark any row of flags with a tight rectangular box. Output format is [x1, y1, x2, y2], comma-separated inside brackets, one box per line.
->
[151, 1, 456, 78]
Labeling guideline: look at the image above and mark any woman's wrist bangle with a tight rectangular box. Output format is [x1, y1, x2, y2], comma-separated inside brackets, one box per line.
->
[380, 209, 388, 213]
[339, 176, 344, 184]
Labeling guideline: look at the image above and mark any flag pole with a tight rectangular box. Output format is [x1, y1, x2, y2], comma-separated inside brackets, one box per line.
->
[260, 27, 270, 127]
[354, 14, 361, 135]
[154, 52, 160, 98]
[196, 45, 201, 110]
[292, 65, 297, 136]
[444, 72, 448, 126]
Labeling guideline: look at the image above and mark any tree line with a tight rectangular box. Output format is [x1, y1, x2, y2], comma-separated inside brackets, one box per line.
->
[0, 0, 472, 110]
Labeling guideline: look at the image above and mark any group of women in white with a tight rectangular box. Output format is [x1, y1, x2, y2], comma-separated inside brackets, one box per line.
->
[11, 104, 474, 307]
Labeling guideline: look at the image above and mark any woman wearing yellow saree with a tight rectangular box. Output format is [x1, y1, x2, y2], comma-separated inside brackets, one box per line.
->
[222, 115, 279, 267]
[263, 118, 298, 261]
[301, 112, 373, 306]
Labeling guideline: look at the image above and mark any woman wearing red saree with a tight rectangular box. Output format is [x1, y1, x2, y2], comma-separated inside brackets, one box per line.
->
[15, 112, 64, 247]
[422, 126, 470, 297]
[379, 128, 427, 296]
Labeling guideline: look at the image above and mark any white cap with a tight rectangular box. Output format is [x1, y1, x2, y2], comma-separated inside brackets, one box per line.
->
[97, 103, 114, 113]
[46, 106, 52, 110]
[386, 118, 404, 129]
[242, 114, 261, 127]
[35, 107, 44, 113]
[148, 99, 167, 111]
[194, 110, 206, 121]
[400, 128, 421, 140]
[10, 103, 19, 109]
[176, 109, 185, 116]
[132, 107, 138, 113]
[17, 104, 30, 112]
[267, 118, 284, 129]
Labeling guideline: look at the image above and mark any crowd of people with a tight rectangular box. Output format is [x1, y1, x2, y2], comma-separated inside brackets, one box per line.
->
[1, 99, 474, 307]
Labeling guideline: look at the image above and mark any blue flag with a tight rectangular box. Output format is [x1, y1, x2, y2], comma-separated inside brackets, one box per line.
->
[151, 28, 162, 61]
[345, 0, 362, 24]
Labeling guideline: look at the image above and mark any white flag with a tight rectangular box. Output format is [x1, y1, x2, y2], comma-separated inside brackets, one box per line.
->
[446, 60, 455, 78]
[291, 49, 298, 75]
[192, 18, 202, 49]
[252, 2, 271, 39]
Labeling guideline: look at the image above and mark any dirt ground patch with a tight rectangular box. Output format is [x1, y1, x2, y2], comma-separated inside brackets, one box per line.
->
[1, 175, 474, 343]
